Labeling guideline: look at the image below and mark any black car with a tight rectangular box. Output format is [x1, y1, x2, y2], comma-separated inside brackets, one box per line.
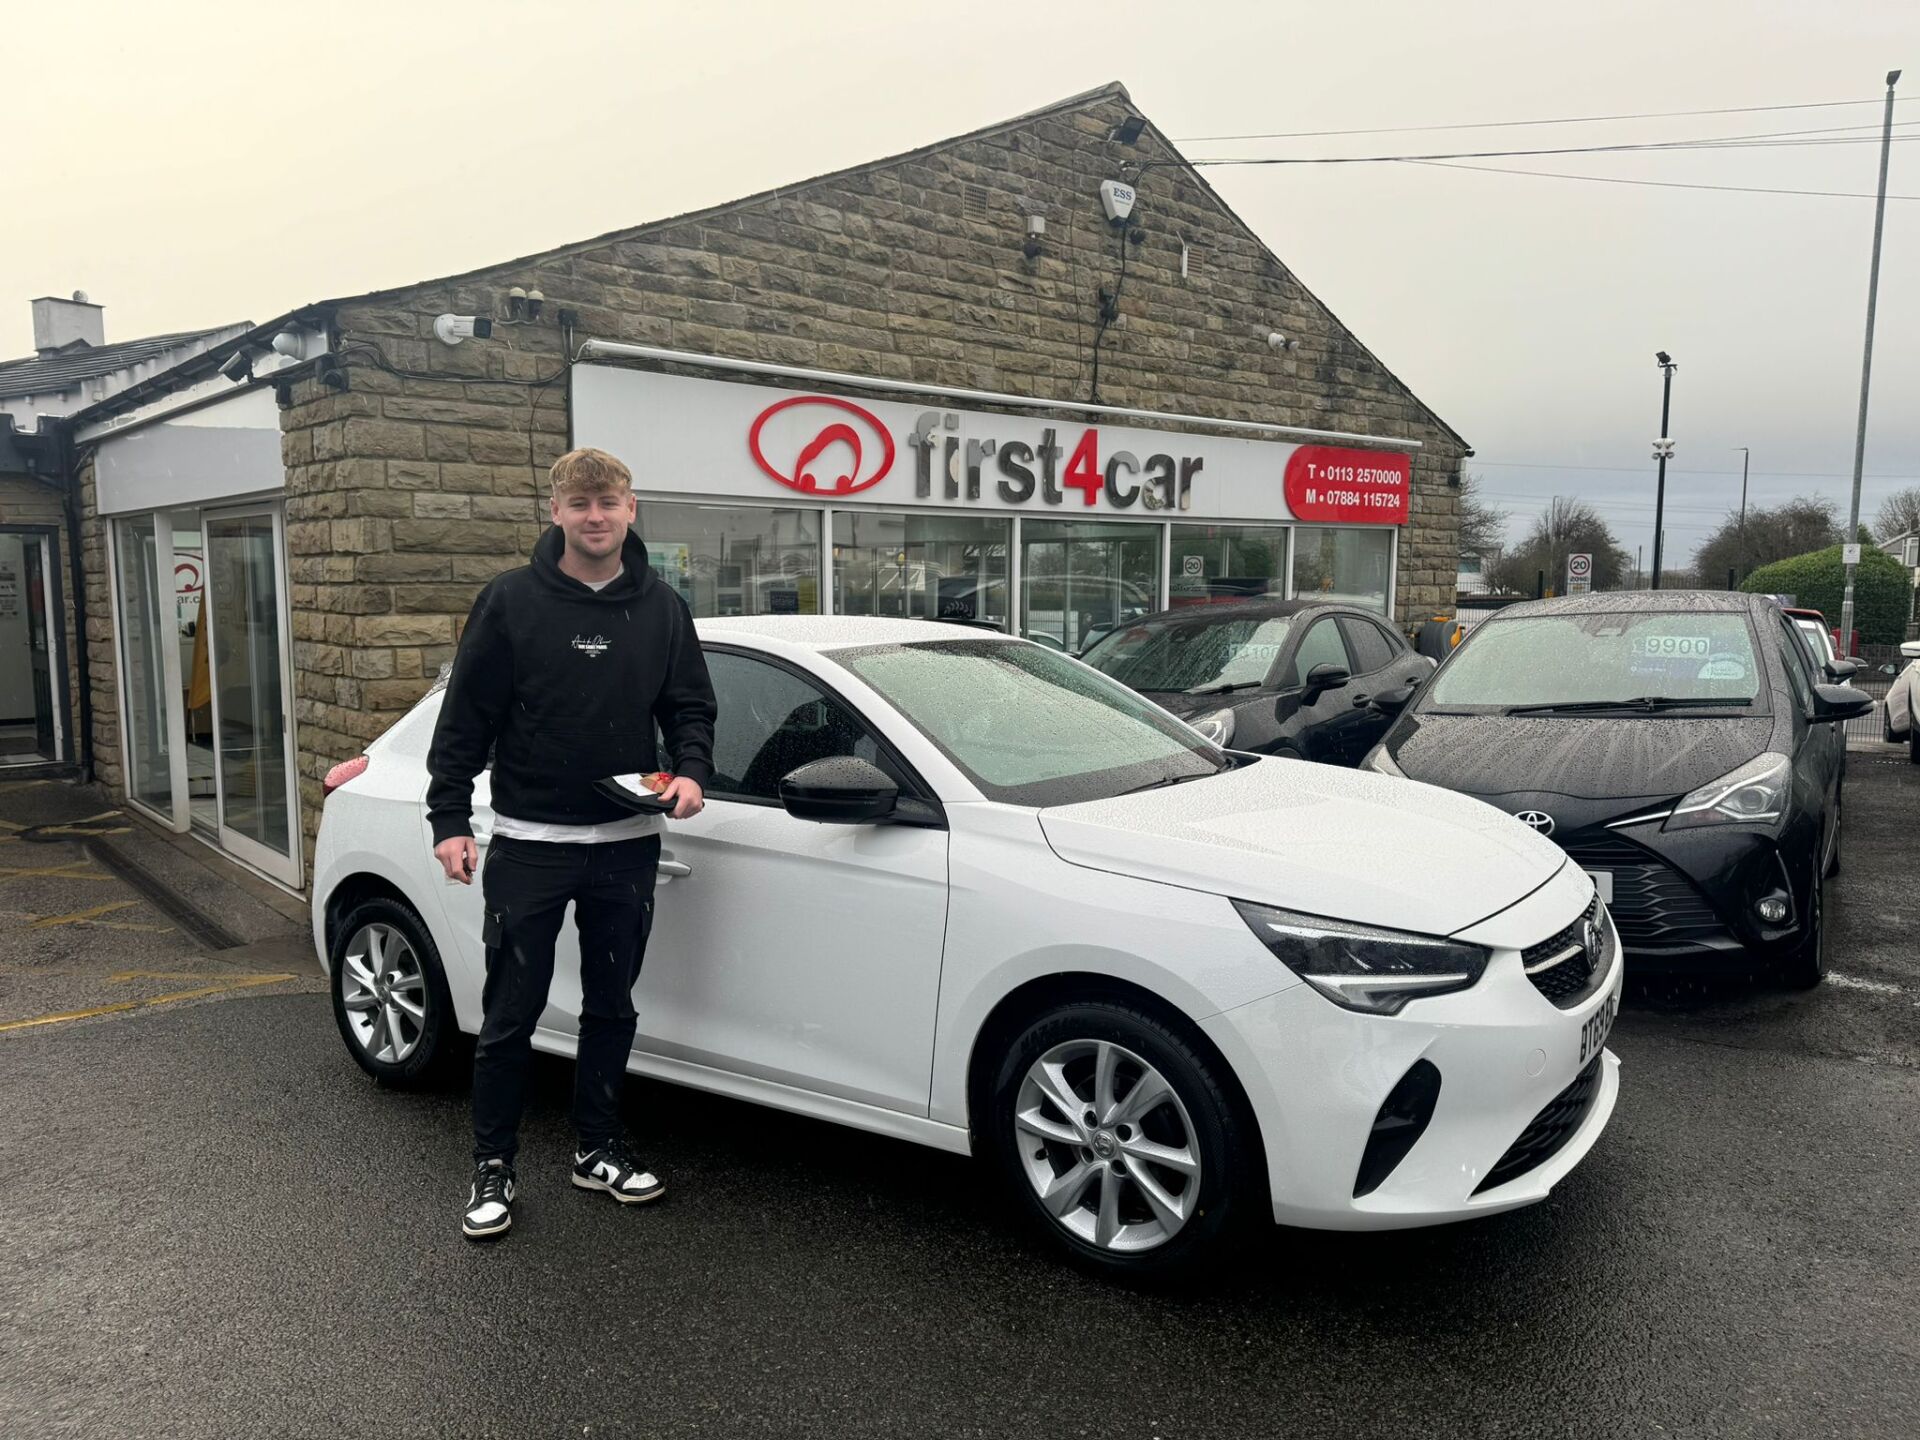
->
[1078, 599, 1431, 765]
[1363, 592, 1872, 986]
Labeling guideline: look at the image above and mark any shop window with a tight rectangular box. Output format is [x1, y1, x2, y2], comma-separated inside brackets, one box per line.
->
[635, 502, 821, 619]
[1291, 527, 1392, 613]
[833, 513, 1010, 628]
[1020, 519, 1160, 654]
[1169, 524, 1286, 606]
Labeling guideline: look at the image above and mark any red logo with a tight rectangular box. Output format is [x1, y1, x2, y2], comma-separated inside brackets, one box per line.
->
[748, 396, 896, 496]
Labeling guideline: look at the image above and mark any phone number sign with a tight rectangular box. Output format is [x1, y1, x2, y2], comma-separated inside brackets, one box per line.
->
[1281, 446, 1412, 525]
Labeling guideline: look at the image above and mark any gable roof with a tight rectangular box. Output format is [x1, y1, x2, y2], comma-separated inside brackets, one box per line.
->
[0, 325, 244, 398]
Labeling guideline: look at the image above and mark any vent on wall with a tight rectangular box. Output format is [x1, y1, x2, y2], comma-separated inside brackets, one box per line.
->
[961, 183, 998, 224]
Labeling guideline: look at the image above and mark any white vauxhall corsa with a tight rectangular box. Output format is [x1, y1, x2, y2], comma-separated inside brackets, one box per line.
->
[313, 617, 1622, 1278]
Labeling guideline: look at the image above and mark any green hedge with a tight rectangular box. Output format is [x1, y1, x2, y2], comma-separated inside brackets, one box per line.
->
[1739, 543, 1911, 644]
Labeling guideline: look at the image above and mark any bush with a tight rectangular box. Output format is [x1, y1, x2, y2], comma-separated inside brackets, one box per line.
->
[1739, 543, 1912, 644]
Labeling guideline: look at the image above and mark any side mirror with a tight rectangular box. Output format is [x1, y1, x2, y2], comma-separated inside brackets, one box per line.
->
[778, 756, 899, 824]
[1303, 662, 1351, 697]
[1809, 684, 1873, 725]
[1901, 640, 1920, 661]
[1370, 683, 1417, 715]
[1824, 658, 1862, 682]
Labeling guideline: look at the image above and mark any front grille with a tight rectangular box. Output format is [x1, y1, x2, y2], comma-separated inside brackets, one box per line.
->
[1521, 897, 1610, 1008]
[1473, 1054, 1605, 1195]
[1558, 831, 1735, 955]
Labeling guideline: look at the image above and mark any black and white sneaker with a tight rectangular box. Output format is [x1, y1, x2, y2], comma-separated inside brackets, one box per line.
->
[572, 1142, 666, 1205]
[462, 1158, 515, 1240]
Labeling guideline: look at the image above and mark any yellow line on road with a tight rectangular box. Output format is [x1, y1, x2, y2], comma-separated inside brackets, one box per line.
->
[0, 817, 23, 830]
[31, 900, 140, 929]
[0, 862, 112, 883]
[0, 972, 300, 1033]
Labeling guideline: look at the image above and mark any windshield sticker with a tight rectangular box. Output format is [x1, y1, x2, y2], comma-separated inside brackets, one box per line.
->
[1631, 635, 1711, 659]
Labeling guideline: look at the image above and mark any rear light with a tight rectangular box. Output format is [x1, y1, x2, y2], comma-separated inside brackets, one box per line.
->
[323, 755, 370, 796]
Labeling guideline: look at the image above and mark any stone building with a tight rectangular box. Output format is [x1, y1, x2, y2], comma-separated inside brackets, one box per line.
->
[53, 82, 1468, 891]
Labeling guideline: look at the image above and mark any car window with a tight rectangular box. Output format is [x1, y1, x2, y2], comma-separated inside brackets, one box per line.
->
[1792, 617, 1836, 668]
[1339, 617, 1397, 676]
[705, 651, 887, 802]
[833, 638, 1225, 807]
[1286, 619, 1353, 688]
[1426, 611, 1766, 712]
[1776, 617, 1817, 716]
[1080, 613, 1293, 692]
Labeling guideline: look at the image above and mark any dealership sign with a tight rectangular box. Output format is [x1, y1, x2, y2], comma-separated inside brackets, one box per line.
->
[573, 365, 1412, 526]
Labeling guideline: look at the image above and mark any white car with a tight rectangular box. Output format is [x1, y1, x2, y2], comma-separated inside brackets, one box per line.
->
[1883, 639, 1920, 762]
[313, 617, 1621, 1278]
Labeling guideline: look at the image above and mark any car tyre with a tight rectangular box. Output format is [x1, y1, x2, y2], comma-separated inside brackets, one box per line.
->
[329, 895, 459, 1087]
[984, 999, 1259, 1283]
[1909, 722, 1920, 766]
[1780, 869, 1826, 990]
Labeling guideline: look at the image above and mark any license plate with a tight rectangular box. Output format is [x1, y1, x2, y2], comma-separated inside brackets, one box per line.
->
[1584, 869, 1614, 904]
[1579, 989, 1618, 1066]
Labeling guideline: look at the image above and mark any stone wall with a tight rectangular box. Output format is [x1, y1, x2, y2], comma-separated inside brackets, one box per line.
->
[264, 85, 1463, 870]
[0, 472, 82, 770]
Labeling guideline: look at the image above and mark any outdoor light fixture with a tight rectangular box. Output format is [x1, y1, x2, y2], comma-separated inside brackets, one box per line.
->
[1109, 115, 1147, 145]
[1655, 350, 1671, 366]
[218, 351, 253, 384]
[269, 328, 308, 361]
[1023, 215, 1045, 260]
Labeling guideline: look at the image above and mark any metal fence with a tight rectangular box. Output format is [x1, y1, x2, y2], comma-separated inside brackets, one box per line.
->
[1844, 643, 1905, 747]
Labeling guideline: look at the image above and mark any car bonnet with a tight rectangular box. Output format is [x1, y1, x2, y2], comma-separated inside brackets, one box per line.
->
[1036, 757, 1567, 938]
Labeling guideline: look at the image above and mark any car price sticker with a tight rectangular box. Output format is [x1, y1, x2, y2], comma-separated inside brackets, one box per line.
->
[1630, 634, 1711, 658]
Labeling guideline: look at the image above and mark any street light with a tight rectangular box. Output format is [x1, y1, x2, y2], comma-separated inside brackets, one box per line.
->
[1651, 352, 1678, 588]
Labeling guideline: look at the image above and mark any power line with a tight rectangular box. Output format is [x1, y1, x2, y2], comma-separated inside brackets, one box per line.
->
[1472, 460, 1920, 478]
[1402, 157, 1920, 201]
[1175, 95, 1917, 144]
[1185, 118, 1920, 168]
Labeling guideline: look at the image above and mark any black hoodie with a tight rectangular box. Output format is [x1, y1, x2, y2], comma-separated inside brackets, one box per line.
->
[425, 528, 716, 845]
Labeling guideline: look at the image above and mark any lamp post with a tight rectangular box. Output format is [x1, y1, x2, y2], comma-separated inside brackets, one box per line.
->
[1732, 446, 1750, 585]
[1841, 68, 1901, 654]
[1651, 352, 1678, 589]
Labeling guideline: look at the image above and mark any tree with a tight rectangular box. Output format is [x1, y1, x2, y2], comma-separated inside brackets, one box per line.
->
[1458, 473, 1508, 560]
[1690, 495, 1841, 590]
[1741, 543, 1911, 644]
[1874, 486, 1920, 542]
[1486, 496, 1631, 594]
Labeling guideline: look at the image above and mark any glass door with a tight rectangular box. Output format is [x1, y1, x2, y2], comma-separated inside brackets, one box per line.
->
[201, 505, 301, 886]
[112, 515, 189, 819]
[0, 532, 63, 765]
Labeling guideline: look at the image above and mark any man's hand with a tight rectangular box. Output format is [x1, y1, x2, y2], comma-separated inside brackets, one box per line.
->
[660, 776, 705, 820]
[435, 836, 479, 884]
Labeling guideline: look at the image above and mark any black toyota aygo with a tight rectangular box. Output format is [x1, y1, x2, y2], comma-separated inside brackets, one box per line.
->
[1362, 591, 1872, 987]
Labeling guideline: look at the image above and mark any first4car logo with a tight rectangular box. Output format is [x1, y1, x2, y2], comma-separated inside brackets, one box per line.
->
[748, 396, 896, 496]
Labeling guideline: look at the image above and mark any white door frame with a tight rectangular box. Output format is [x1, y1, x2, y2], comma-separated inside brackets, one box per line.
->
[198, 501, 303, 888]
[106, 513, 191, 831]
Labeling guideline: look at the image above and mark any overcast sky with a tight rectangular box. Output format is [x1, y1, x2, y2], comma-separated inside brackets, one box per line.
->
[4, 0, 1918, 568]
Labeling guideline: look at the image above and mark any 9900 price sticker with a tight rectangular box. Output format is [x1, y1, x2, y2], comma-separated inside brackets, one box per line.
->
[1631, 635, 1710, 658]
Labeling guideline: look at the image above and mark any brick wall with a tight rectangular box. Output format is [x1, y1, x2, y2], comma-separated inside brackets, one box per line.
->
[261, 86, 1464, 868]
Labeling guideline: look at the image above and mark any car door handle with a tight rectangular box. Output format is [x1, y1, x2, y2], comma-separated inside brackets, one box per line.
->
[1351, 693, 1371, 708]
[659, 858, 692, 879]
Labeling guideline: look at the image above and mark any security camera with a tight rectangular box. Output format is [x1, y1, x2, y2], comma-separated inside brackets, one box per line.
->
[218, 351, 253, 384]
[1268, 331, 1297, 352]
[1099, 179, 1137, 225]
[433, 314, 494, 346]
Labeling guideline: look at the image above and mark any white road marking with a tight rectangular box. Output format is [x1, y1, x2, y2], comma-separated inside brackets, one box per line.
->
[1826, 973, 1904, 995]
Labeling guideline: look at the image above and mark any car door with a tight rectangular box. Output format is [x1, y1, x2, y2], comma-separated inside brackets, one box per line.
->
[635, 647, 951, 1115]
[1336, 615, 1425, 760]
[1273, 615, 1365, 763]
[1773, 615, 1839, 865]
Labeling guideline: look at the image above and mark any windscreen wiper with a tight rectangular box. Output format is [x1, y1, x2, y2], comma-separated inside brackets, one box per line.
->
[1184, 680, 1266, 696]
[1504, 695, 1753, 715]
[1122, 770, 1219, 795]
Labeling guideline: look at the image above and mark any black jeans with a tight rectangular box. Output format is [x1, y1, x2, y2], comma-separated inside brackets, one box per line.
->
[472, 834, 660, 1165]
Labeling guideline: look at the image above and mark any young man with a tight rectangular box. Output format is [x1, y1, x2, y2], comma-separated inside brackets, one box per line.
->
[426, 446, 716, 1241]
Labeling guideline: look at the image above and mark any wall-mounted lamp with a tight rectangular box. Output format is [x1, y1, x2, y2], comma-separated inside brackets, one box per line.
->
[1023, 215, 1046, 260]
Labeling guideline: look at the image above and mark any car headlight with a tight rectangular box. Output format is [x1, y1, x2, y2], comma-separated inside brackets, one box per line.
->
[1190, 708, 1236, 747]
[1231, 900, 1490, 1015]
[1361, 746, 1404, 777]
[1662, 752, 1790, 832]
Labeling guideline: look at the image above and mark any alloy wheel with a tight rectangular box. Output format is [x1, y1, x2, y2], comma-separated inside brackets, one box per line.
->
[339, 922, 429, 1065]
[1013, 1038, 1202, 1253]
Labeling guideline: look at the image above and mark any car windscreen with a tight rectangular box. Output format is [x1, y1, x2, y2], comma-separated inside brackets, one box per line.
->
[1425, 611, 1768, 714]
[1080, 612, 1294, 693]
[833, 639, 1228, 807]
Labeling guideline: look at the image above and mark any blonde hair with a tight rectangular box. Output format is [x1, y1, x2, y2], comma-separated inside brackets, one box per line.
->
[549, 447, 632, 498]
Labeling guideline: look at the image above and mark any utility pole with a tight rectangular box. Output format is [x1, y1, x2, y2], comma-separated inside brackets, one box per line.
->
[1841, 68, 1901, 653]
[1732, 446, 1750, 585]
[1651, 352, 1678, 588]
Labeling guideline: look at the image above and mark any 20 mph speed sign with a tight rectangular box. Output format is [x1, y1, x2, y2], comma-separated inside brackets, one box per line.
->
[1567, 553, 1593, 594]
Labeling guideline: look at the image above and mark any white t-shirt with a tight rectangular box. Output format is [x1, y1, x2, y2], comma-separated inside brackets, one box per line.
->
[492, 564, 663, 842]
